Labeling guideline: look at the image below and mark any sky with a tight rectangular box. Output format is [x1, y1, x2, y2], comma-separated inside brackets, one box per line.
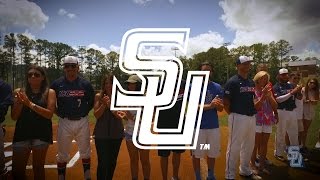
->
[0, 0, 320, 58]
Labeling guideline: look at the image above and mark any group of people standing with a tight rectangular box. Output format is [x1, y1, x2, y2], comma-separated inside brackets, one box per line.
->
[0, 55, 319, 180]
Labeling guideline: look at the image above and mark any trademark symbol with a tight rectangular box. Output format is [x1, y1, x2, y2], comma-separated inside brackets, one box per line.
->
[200, 144, 210, 150]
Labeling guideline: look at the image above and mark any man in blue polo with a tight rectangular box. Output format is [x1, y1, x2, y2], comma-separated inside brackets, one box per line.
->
[192, 62, 224, 180]
[224, 56, 261, 180]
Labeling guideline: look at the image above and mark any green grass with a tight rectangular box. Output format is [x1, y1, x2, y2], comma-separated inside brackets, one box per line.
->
[219, 114, 228, 126]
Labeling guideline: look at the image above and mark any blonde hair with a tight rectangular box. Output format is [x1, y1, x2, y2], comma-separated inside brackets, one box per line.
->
[253, 71, 270, 83]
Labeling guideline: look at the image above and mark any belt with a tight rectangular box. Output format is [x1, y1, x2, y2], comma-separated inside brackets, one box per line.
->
[67, 117, 81, 120]
[278, 108, 294, 111]
[234, 112, 255, 116]
[62, 116, 84, 121]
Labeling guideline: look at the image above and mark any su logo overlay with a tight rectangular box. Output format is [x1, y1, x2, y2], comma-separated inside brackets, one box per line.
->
[111, 28, 209, 149]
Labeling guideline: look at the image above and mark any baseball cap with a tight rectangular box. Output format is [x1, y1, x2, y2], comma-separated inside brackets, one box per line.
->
[126, 75, 141, 83]
[279, 68, 289, 75]
[62, 56, 79, 65]
[235, 56, 253, 65]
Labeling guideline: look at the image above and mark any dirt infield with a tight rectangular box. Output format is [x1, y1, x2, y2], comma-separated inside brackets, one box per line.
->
[3, 122, 320, 180]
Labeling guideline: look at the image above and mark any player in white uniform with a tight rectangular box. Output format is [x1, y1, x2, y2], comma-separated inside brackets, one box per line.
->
[51, 56, 95, 180]
[288, 73, 304, 150]
[224, 56, 261, 180]
[273, 68, 301, 161]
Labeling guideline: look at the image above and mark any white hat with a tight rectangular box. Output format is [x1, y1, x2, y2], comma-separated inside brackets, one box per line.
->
[279, 68, 289, 75]
[62, 56, 79, 64]
[236, 56, 253, 65]
[125, 75, 141, 83]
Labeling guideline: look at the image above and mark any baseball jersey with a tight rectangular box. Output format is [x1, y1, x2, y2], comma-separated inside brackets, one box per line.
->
[51, 76, 94, 118]
[200, 81, 223, 129]
[273, 82, 296, 111]
[224, 74, 256, 116]
[157, 80, 186, 129]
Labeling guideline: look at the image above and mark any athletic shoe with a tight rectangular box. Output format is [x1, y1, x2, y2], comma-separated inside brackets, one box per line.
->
[260, 168, 271, 175]
[300, 147, 309, 154]
[251, 169, 259, 175]
[255, 158, 260, 167]
[315, 141, 320, 149]
[265, 158, 273, 165]
[274, 154, 286, 161]
[256, 155, 273, 166]
[239, 173, 262, 180]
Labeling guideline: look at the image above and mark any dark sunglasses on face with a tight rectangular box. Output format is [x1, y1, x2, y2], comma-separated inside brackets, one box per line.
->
[28, 72, 41, 78]
[64, 64, 77, 69]
[309, 81, 315, 84]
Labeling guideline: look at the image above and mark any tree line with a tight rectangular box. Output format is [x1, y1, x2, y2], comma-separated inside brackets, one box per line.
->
[0, 33, 319, 90]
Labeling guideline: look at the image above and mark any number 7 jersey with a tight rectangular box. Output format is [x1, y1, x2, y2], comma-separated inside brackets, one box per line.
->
[51, 76, 95, 118]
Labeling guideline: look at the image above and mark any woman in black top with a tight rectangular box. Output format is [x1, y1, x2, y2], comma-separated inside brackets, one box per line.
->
[11, 65, 56, 180]
[93, 74, 125, 180]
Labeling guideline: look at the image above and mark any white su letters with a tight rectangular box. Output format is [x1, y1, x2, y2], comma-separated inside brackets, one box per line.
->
[111, 28, 209, 149]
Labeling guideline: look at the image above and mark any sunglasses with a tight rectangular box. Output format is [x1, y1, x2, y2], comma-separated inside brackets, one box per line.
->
[64, 64, 77, 69]
[28, 72, 41, 78]
[309, 82, 316, 84]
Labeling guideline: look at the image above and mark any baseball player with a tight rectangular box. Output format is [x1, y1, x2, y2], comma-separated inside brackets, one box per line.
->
[273, 68, 301, 161]
[288, 73, 304, 150]
[51, 56, 95, 180]
[224, 56, 261, 180]
[192, 62, 223, 180]
[0, 79, 13, 179]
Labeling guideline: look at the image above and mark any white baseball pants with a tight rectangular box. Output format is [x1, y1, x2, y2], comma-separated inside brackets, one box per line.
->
[225, 113, 256, 179]
[57, 117, 91, 163]
[274, 109, 298, 156]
